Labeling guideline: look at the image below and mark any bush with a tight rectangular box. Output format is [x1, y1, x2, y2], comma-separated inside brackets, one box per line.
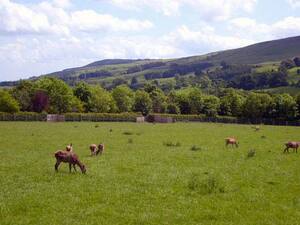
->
[163, 141, 181, 147]
[247, 149, 256, 158]
[190, 145, 202, 151]
[166, 103, 180, 114]
[123, 131, 134, 135]
[64, 113, 140, 122]
[0, 112, 47, 121]
[187, 173, 225, 194]
[0, 90, 20, 113]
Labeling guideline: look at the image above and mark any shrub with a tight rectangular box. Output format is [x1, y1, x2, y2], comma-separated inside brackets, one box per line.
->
[190, 145, 202, 151]
[187, 173, 225, 194]
[0, 90, 20, 113]
[64, 113, 140, 122]
[166, 103, 180, 114]
[163, 141, 181, 147]
[123, 131, 133, 135]
[247, 149, 256, 158]
[0, 112, 47, 121]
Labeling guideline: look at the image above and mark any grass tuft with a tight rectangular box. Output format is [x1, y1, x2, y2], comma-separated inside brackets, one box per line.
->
[163, 141, 181, 147]
[247, 149, 256, 158]
[190, 145, 202, 151]
[188, 173, 225, 195]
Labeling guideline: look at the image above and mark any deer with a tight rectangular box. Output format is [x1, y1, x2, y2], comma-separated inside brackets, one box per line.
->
[65, 143, 73, 152]
[90, 143, 105, 156]
[54, 150, 86, 174]
[225, 137, 239, 148]
[283, 141, 300, 153]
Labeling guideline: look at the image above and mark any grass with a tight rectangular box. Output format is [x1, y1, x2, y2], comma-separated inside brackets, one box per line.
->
[1, 122, 300, 225]
[287, 67, 300, 83]
[263, 86, 300, 95]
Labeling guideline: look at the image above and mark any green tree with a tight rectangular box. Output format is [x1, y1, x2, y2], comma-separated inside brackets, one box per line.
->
[70, 97, 84, 113]
[73, 82, 92, 103]
[88, 86, 116, 113]
[130, 77, 139, 89]
[243, 93, 273, 118]
[188, 88, 204, 114]
[11, 80, 34, 111]
[220, 89, 245, 116]
[174, 92, 191, 114]
[35, 78, 74, 113]
[166, 103, 180, 114]
[149, 88, 167, 113]
[133, 90, 152, 115]
[273, 94, 298, 119]
[202, 95, 220, 117]
[0, 89, 20, 113]
[112, 85, 134, 112]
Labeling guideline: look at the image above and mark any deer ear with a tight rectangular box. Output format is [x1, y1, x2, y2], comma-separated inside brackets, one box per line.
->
[70, 143, 73, 146]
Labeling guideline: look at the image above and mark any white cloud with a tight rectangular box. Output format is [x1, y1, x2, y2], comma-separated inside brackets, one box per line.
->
[52, 0, 72, 8]
[70, 10, 153, 32]
[229, 16, 300, 41]
[166, 25, 254, 54]
[0, 0, 153, 35]
[107, 0, 257, 19]
[0, 0, 53, 34]
[272, 17, 300, 38]
[287, 0, 300, 8]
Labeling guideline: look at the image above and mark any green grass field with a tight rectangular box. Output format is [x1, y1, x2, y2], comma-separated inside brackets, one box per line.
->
[1, 122, 300, 225]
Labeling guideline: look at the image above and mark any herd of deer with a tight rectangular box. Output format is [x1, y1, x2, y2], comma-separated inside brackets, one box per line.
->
[54, 127, 300, 174]
[54, 143, 104, 174]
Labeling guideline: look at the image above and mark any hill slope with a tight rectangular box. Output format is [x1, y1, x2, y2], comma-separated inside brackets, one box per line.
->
[208, 36, 300, 64]
[1, 35, 300, 87]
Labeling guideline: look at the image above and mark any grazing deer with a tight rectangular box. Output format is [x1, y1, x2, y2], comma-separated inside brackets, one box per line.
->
[54, 150, 86, 174]
[90, 143, 105, 156]
[97, 144, 105, 155]
[225, 137, 239, 148]
[283, 141, 300, 153]
[66, 143, 73, 152]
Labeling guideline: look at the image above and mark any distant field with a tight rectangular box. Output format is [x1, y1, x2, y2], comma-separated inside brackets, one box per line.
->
[287, 67, 300, 83]
[263, 86, 300, 95]
[1, 122, 300, 225]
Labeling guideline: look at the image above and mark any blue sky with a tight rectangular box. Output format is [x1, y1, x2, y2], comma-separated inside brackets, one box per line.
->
[0, 0, 300, 81]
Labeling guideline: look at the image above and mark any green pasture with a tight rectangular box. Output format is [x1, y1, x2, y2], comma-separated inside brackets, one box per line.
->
[1, 122, 300, 225]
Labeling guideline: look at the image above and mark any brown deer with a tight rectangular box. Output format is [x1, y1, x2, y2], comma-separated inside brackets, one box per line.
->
[225, 137, 239, 148]
[54, 150, 86, 174]
[66, 143, 73, 152]
[90, 143, 105, 156]
[283, 141, 300, 153]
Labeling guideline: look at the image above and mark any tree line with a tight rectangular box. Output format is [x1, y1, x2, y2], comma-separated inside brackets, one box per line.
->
[1, 77, 300, 121]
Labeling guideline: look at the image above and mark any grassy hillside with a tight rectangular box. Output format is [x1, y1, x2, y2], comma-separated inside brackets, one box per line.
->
[1, 122, 300, 225]
[208, 36, 300, 64]
[1, 36, 300, 91]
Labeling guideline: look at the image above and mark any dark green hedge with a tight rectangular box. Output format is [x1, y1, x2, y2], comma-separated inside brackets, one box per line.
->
[0, 112, 47, 121]
[64, 113, 140, 122]
[1, 112, 300, 126]
[147, 114, 300, 126]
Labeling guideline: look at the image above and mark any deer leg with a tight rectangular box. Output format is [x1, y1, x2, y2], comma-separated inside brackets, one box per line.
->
[73, 164, 77, 172]
[55, 161, 61, 171]
[69, 163, 72, 173]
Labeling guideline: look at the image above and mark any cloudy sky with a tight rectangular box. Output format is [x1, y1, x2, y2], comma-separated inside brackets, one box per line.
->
[0, 0, 300, 81]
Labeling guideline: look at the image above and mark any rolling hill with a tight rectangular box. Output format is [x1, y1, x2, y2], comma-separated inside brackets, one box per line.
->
[1, 35, 300, 88]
